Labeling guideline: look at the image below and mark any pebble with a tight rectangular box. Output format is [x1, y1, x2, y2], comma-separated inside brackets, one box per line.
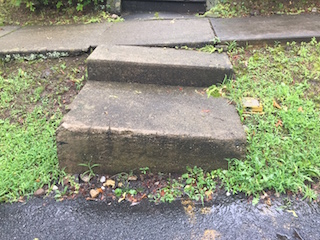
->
[100, 176, 106, 183]
[52, 185, 58, 191]
[312, 7, 317, 13]
[101, 186, 105, 191]
[111, 14, 119, 19]
[90, 189, 100, 198]
[34, 188, 45, 197]
[226, 192, 231, 197]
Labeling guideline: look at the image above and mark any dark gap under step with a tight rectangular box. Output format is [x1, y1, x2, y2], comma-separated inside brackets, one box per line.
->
[122, 0, 207, 14]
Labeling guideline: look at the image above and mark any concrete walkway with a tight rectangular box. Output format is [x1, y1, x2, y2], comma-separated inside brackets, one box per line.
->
[0, 13, 320, 55]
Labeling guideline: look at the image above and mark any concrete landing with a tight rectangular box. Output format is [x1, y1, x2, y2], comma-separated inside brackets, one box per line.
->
[57, 81, 246, 174]
[211, 14, 320, 45]
[87, 45, 233, 87]
[99, 18, 215, 47]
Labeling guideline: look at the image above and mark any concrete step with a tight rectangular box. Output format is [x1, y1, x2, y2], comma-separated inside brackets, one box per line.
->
[87, 45, 233, 87]
[57, 81, 246, 174]
[98, 19, 215, 47]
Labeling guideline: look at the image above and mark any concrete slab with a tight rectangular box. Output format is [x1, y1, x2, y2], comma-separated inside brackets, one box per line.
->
[87, 45, 232, 87]
[0, 26, 20, 38]
[0, 23, 112, 56]
[211, 14, 320, 45]
[98, 18, 215, 47]
[57, 81, 246, 174]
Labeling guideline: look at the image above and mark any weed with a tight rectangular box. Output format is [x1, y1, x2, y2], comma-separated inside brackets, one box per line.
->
[78, 160, 101, 179]
[54, 186, 68, 201]
[140, 167, 150, 175]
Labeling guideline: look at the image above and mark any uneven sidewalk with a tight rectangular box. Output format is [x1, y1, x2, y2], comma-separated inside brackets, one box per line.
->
[0, 13, 320, 55]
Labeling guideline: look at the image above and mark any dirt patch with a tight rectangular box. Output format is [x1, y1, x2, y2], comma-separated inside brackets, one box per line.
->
[0, 54, 88, 120]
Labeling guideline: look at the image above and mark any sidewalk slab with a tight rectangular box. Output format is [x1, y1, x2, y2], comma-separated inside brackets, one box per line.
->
[211, 14, 320, 45]
[98, 18, 215, 47]
[0, 23, 112, 56]
[87, 45, 232, 87]
[0, 26, 20, 38]
[57, 81, 246, 174]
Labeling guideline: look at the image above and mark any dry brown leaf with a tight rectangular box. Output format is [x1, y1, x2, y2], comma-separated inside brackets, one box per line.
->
[128, 175, 138, 181]
[273, 100, 282, 109]
[103, 179, 115, 188]
[275, 120, 283, 127]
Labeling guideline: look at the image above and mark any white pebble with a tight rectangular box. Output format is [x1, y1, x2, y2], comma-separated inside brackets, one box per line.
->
[100, 176, 106, 183]
[226, 192, 231, 197]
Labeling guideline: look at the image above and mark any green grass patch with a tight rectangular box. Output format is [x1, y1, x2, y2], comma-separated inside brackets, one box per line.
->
[203, 0, 320, 18]
[0, 55, 87, 202]
[0, 1, 123, 26]
[213, 39, 320, 200]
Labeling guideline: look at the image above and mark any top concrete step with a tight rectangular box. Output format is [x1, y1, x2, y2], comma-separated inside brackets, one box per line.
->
[211, 14, 320, 45]
[99, 18, 214, 47]
[87, 45, 233, 87]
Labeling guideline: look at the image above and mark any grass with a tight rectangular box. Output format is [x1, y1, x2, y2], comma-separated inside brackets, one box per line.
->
[203, 0, 320, 18]
[215, 39, 320, 201]
[0, 54, 87, 202]
[0, 1, 123, 26]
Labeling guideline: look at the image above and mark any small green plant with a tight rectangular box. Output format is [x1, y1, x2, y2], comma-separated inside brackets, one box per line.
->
[54, 186, 68, 201]
[140, 167, 150, 175]
[78, 160, 100, 178]
[226, 41, 238, 52]
[150, 179, 183, 203]
[182, 166, 217, 205]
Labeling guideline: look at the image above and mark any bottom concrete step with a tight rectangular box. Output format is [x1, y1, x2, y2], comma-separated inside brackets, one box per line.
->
[57, 81, 246, 174]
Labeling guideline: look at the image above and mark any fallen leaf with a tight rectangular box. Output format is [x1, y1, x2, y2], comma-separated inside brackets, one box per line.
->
[275, 120, 283, 127]
[97, 188, 103, 193]
[103, 179, 115, 188]
[201, 229, 221, 240]
[118, 182, 123, 187]
[298, 107, 303, 112]
[130, 202, 140, 206]
[273, 100, 282, 109]
[128, 175, 138, 181]
[118, 192, 126, 203]
[287, 210, 298, 218]
[90, 189, 100, 198]
[160, 190, 165, 197]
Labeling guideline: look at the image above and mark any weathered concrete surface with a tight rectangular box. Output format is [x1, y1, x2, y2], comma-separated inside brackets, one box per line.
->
[211, 14, 320, 45]
[57, 81, 245, 174]
[87, 45, 232, 87]
[99, 18, 215, 47]
[0, 26, 20, 38]
[0, 23, 112, 55]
